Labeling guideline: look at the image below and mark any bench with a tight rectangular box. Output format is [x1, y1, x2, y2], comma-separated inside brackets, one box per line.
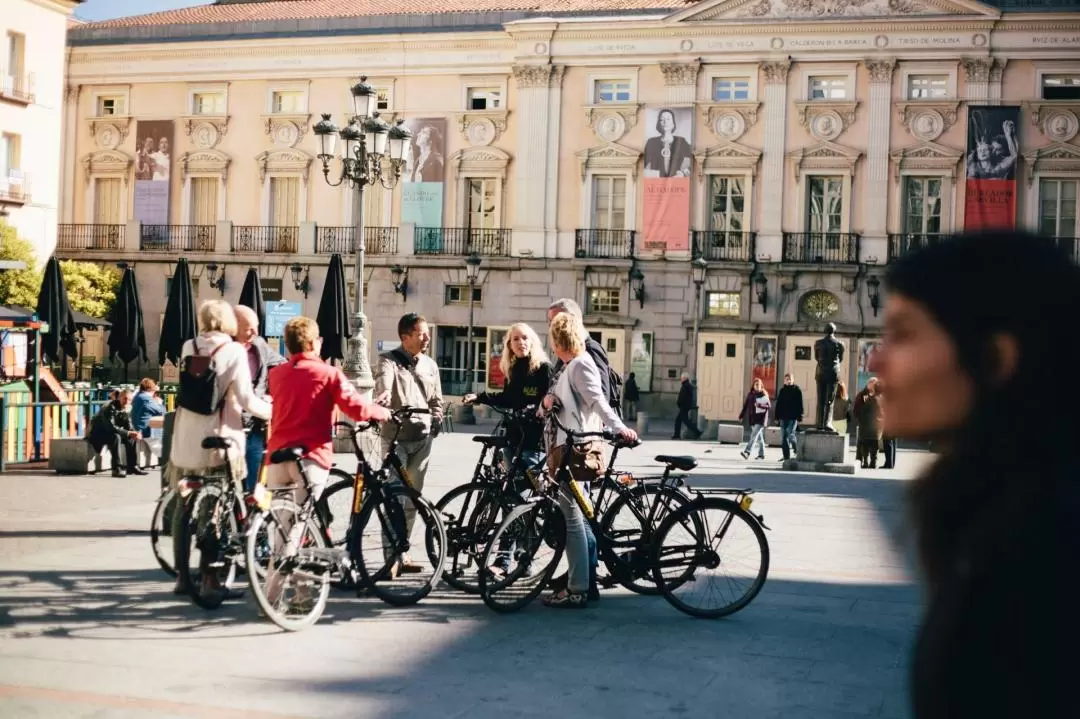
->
[716, 424, 744, 444]
[48, 435, 162, 475]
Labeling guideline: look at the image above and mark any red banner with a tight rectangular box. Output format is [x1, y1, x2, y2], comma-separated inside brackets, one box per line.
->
[964, 106, 1019, 231]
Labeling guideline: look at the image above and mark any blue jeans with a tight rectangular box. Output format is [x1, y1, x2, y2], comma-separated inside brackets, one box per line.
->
[744, 423, 766, 458]
[780, 419, 798, 459]
[557, 483, 592, 593]
[244, 430, 266, 494]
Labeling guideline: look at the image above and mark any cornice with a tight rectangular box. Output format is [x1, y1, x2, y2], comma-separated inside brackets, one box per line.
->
[889, 141, 963, 180]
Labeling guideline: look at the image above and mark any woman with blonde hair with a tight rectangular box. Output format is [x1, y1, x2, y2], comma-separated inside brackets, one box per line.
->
[738, 377, 771, 460]
[832, 381, 852, 437]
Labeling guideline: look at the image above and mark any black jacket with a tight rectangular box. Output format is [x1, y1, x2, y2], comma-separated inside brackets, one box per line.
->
[774, 384, 805, 421]
[553, 336, 611, 402]
[624, 376, 640, 402]
[88, 400, 133, 452]
[676, 380, 694, 411]
[477, 359, 551, 451]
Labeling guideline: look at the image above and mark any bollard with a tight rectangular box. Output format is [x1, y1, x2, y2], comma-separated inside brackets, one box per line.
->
[0, 396, 6, 473]
[636, 411, 649, 435]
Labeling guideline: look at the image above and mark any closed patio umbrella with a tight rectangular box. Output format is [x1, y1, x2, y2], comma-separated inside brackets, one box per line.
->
[35, 256, 77, 365]
[159, 258, 197, 366]
[316, 253, 351, 362]
[107, 266, 147, 374]
[237, 268, 266, 337]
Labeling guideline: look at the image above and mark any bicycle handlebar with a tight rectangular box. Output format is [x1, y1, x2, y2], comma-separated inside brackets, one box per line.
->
[546, 411, 640, 449]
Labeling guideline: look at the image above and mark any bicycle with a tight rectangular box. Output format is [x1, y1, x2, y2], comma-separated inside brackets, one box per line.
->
[150, 485, 179, 577]
[245, 407, 447, 632]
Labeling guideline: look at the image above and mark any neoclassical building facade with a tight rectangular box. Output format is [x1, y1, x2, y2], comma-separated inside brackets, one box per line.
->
[58, 0, 1080, 418]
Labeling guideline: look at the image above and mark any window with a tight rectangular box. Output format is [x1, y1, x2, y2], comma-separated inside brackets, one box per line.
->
[807, 176, 844, 233]
[192, 92, 225, 115]
[908, 75, 948, 100]
[445, 285, 482, 305]
[271, 90, 304, 113]
[586, 288, 621, 314]
[5, 31, 25, 90]
[705, 291, 740, 318]
[93, 178, 122, 224]
[191, 177, 218, 225]
[712, 78, 750, 102]
[1042, 75, 1080, 101]
[594, 79, 632, 104]
[95, 95, 125, 116]
[466, 87, 501, 111]
[375, 87, 390, 112]
[269, 176, 300, 227]
[709, 176, 745, 233]
[1040, 179, 1078, 238]
[809, 76, 847, 100]
[591, 175, 626, 230]
[346, 281, 369, 301]
[903, 177, 943, 235]
[467, 178, 497, 229]
[1, 132, 20, 176]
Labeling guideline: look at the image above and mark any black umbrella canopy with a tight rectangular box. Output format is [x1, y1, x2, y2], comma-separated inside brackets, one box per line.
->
[159, 258, 197, 366]
[107, 267, 147, 365]
[316, 253, 351, 362]
[35, 256, 78, 364]
[237, 268, 266, 337]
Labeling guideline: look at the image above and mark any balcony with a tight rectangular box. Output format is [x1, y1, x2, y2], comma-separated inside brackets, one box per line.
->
[316, 226, 399, 255]
[0, 171, 30, 206]
[56, 224, 125, 251]
[692, 230, 755, 263]
[782, 232, 860, 265]
[414, 227, 511, 257]
[887, 233, 946, 261]
[574, 229, 635, 259]
[140, 224, 215, 252]
[0, 71, 34, 105]
[231, 225, 298, 253]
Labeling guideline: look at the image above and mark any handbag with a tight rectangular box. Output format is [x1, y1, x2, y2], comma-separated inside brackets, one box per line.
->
[547, 441, 606, 485]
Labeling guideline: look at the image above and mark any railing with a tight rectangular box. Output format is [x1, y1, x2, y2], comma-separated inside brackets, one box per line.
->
[782, 232, 860, 265]
[0, 394, 111, 469]
[414, 227, 511, 256]
[140, 224, 215, 252]
[574, 229, 635, 259]
[692, 230, 755, 262]
[1050, 236, 1080, 262]
[887, 233, 946, 261]
[0, 71, 35, 104]
[231, 225, 299, 253]
[0, 171, 30, 204]
[316, 226, 399, 255]
[56, 224, 125, 251]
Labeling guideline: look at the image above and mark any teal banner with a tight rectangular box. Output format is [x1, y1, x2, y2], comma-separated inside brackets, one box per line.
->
[402, 181, 444, 226]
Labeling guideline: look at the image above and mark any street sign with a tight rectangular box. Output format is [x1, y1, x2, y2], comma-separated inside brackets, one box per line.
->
[265, 301, 302, 337]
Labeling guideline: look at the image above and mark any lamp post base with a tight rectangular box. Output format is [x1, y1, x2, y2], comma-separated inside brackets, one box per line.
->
[459, 403, 476, 425]
[342, 312, 375, 398]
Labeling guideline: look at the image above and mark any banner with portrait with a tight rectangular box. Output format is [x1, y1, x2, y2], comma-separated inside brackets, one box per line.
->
[630, 330, 654, 392]
[642, 106, 692, 253]
[402, 117, 446, 249]
[134, 120, 173, 225]
[964, 106, 1020, 231]
[857, 339, 881, 392]
[751, 336, 777, 398]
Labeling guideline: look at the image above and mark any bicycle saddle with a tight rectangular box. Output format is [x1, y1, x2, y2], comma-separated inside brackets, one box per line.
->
[269, 447, 305, 464]
[654, 455, 698, 472]
[471, 435, 510, 448]
[201, 436, 230, 450]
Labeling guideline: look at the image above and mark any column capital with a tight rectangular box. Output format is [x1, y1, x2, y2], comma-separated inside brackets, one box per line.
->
[761, 61, 791, 85]
[863, 58, 896, 85]
[549, 64, 566, 89]
[65, 84, 81, 103]
[962, 56, 993, 84]
[513, 64, 555, 89]
[660, 61, 701, 87]
[989, 56, 1008, 83]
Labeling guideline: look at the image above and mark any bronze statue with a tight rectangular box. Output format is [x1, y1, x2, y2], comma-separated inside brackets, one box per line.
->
[813, 323, 844, 431]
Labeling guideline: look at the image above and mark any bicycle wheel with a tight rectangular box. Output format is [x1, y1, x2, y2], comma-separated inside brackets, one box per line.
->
[246, 499, 332, 632]
[652, 497, 770, 619]
[430, 482, 513, 594]
[478, 500, 565, 614]
[313, 469, 359, 589]
[353, 486, 446, 606]
[175, 483, 243, 610]
[150, 488, 179, 577]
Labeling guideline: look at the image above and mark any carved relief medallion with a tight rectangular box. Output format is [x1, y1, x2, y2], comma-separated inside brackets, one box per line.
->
[191, 122, 221, 149]
[910, 109, 945, 142]
[465, 117, 497, 146]
[94, 123, 123, 150]
[810, 110, 844, 142]
[596, 112, 628, 143]
[1045, 110, 1079, 143]
[714, 111, 746, 141]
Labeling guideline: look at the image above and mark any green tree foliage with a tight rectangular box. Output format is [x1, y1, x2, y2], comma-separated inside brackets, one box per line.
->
[0, 223, 121, 319]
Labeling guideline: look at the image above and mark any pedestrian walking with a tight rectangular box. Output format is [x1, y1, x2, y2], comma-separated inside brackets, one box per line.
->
[774, 373, 804, 460]
[738, 378, 770, 460]
[856, 381, 883, 468]
[673, 373, 701, 439]
[623, 372, 640, 421]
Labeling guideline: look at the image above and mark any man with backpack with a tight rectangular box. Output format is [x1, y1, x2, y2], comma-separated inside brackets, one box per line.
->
[545, 298, 622, 418]
[235, 305, 285, 493]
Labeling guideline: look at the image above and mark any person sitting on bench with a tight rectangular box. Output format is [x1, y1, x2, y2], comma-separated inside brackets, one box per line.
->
[87, 389, 146, 477]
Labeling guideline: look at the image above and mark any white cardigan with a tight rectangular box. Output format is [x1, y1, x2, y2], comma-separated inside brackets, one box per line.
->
[165, 332, 272, 485]
[547, 353, 627, 449]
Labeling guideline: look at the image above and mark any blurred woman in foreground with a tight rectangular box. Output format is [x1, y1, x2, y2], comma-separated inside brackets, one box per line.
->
[874, 232, 1077, 718]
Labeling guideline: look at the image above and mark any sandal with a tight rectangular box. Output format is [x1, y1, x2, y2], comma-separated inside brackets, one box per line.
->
[543, 589, 588, 609]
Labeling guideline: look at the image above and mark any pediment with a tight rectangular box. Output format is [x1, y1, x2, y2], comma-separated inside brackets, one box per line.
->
[256, 148, 313, 182]
[667, 0, 1000, 23]
[890, 141, 963, 180]
[1022, 142, 1080, 185]
[787, 141, 862, 177]
[81, 149, 133, 180]
[450, 146, 512, 178]
[181, 149, 231, 178]
[576, 143, 643, 181]
[695, 142, 763, 179]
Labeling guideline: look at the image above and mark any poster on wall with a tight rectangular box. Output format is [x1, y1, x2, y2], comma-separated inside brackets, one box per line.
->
[857, 339, 882, 392]
[133, 120, 173, 226]
[487, 328, 507, 390]
[964, 106, 1020, 231]
[751, 336, 777, 398]
[630, 331, 654, 392]
[402, 118, 446, 251]
[642, 107, 692, 253]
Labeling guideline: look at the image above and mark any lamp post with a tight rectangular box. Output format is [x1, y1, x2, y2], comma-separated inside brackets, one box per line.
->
[312, 77, 412, 392]
[460, 252, 482, 425]
[690, 257, 708, 432]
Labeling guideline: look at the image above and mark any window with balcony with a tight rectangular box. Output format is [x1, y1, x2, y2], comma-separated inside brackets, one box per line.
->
[903, 177, 943, 235]
[95, 95, 125, 116]
[709, 176, 745, 233]
[466, 87, 501, 111]
[1042, 75, 1080, 101]
[445, 285, 483, 305]
[271, 90, 305, 114]
[712, 78, 750, 102]
[586, 288, 621, 314]
[705, 291, 741, 318]
[1, 132, 20, 176]
[467, 178, 497, 230]
[591, 175, 627, 230]
[192, 91, 225, 115]
[269, 176, 300, 240]
[809, 76, 847, 101]
[191, 177, 219, 225]
[594, 79, 632, 104]
[1040, 179, 1078, 238]
[807, 176, 844, 233]
[908, 75, 949, 100]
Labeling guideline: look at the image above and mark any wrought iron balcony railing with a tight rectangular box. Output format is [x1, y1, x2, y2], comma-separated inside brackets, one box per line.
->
[413, 227, 511, 256]
[782, 232, 861, 265]
[691, 230, 755, 262]
[887, 233, 946, 261]
[0, 171, 30, 205]
[231, 225, 299, 253]
[56, 224, 125, 251]
[140, 224, 215, 252]
[574, 229, 635, 259]
[316, 226, 399, 255]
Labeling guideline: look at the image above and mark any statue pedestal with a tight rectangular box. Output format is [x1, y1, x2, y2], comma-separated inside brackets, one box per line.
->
[782, 429, 855, 475]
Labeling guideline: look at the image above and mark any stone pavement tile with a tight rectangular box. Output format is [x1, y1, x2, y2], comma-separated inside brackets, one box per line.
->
[880, 688, 914, 719]
[806, 660, 906, 689]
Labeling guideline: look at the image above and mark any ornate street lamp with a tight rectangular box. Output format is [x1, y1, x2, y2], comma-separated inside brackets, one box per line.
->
[205, 262, 226, 296]
[629, 265, 646, 308]
[690, 257, 709, 435]
[290, 263, 310, 298]
[312, 76, 413, 391]
[866, 274, 882, 317]
[390, 264, 409, 301]
[460, 253, 483, 425]
[753, 272, 769, 311]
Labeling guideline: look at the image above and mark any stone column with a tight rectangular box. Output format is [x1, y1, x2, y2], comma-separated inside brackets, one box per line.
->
[512, 63, 561, 257]
[989, 57, 1008, 104]
[962, 57, 992, 103]
[758, 61, 790, 261]
[545, 66, 565, 259]
[863, 58, 895, 264]
[660, 61, 701, 106]
[61, 84, 80, 223]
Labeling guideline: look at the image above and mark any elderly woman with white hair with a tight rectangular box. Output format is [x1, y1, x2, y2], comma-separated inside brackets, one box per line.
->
[167, 299, 272, 594]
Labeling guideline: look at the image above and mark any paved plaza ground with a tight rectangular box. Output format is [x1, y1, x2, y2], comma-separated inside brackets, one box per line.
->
[0, 427, 930, 719]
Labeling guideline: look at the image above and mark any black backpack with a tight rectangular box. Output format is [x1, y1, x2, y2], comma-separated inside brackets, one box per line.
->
[584, 340, 623, 418]
[177, 341, 226, 416]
